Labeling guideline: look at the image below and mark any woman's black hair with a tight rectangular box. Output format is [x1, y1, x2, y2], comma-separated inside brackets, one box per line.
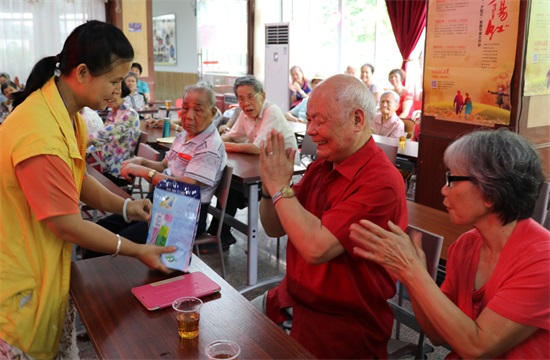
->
[120, 79, 131, 98]
[12, 20, 134, 109]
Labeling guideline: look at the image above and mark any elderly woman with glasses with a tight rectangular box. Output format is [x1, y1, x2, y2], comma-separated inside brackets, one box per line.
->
[204, 75, 298, 253]
[349, 129, 549, 358]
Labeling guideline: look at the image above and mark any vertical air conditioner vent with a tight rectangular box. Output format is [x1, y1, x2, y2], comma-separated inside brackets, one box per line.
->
[266, 24, 289, 45]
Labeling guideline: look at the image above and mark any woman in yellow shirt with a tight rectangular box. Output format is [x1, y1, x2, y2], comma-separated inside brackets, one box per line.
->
[0, 20, 176, 359]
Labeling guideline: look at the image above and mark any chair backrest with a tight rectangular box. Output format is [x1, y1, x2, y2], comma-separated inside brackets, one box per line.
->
[387, 225, 444, 359]
[401, 118, 415, 138]
[215, 165, 233, 210]
[137, 143, 161, 161]
[532, 182, 550, 225]
[407, 225, 444, 281]
[134, 131, 149, 156]
[376, 142, 398, 164]
[211, 165, 234, 238]
[300, 133, 317, 157]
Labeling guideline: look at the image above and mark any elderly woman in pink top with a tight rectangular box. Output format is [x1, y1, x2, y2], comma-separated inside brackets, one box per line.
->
[372, 90, 404, 138]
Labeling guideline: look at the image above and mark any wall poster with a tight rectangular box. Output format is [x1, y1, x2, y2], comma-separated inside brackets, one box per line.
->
[423, 0, 520, 126]
[153, 14, 177, 66]
[524, 1, 550, 96]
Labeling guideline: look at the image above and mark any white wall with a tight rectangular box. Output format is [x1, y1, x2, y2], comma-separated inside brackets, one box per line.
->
[151, 0, 351, 81]
[153, 0, 197, 74]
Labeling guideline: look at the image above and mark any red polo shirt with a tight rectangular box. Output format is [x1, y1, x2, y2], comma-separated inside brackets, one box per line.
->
[266, 137, 408, 359]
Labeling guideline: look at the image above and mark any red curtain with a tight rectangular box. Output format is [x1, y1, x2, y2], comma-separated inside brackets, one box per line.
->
[385, 0, 427, 85]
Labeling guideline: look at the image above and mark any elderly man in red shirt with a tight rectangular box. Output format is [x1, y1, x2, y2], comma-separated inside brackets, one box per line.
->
[255, 74, 408, 359]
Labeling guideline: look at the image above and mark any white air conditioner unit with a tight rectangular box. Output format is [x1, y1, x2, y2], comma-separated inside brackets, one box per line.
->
[265, 22, 290, 113]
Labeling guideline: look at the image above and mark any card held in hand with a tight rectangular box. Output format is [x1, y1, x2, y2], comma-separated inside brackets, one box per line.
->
[146, 179, 201, 272]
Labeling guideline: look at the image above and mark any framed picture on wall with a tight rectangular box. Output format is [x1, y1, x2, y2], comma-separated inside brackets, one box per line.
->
[153, 14, 176, 66]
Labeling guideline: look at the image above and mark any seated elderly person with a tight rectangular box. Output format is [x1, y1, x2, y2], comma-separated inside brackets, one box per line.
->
[223, 75, 296, 153]
[123, 72, 147, 111]
[350, 129, 549, 358]
[254, 74, 408, 358]
[284, 73, 325, 123]
[85, 84, 226, 258]
[373, 90, 404, 138]
[149, 81, 224, 134]
[344, 65, 357, 77]
[203, 75, 297, 253]
[289, 66, 311, 109]
[87, 80, 140, 187]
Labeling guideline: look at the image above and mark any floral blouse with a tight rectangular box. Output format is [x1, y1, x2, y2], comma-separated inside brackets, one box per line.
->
[89, 103, 140, 178]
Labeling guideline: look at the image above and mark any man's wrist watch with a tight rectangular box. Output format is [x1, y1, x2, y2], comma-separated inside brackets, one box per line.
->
[147, 169, 156, 182]
[272, 186, 295, 205]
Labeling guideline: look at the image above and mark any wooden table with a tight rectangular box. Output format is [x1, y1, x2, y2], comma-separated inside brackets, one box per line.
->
[139, 120, 177, 144]
[407, 200, 471, 261]
[373, 134, 418, 160]
[70, 255, 315, 359]
[97, 108, 161, 119]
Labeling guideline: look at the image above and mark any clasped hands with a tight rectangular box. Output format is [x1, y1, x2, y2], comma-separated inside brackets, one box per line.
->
[289, 81, 307, 97]
[259, 129, 297, 198]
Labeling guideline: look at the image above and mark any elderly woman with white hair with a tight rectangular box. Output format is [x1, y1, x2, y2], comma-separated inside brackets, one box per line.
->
[372, 90, 404, 138]
[349, 129, 549, 358]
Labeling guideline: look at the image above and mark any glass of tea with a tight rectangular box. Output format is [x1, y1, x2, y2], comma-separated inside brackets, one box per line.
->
[172, 296, 203, 339]
[205, 340, 241, 360]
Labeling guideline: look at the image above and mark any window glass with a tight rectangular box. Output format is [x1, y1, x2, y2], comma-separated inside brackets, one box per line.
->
[0, 0, 105, 82]
[197, 0, 248, 75]
[280, 0, 424, 98]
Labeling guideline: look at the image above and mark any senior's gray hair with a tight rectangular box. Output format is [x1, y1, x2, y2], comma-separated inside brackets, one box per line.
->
[444, 128, 545, 225]
[183, 82, 216, 109]
[327, 74, 376, 129]
[380, 90, 400, 104]
[233, 75, 264, 95]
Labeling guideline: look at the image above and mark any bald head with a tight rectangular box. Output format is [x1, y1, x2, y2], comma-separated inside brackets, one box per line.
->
[345, 65, 357, 76]
[311, 74, 376, 130]
[306, 74, 376, 166]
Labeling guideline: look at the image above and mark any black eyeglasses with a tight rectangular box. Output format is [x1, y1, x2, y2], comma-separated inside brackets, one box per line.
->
[445, 171, 475, 187]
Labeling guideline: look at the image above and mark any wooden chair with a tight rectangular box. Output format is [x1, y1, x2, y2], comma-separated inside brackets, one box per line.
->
[299, 133, 317, 166]
[194, 165, 233, 279]
[387, 225, 444, 359]
[401, 118, 416, 139]
[135, 130, 148, 156]
[130, 143, 161, 198]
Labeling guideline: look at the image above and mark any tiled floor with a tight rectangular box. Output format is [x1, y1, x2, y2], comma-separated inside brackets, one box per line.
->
[76, 207, 450, 359]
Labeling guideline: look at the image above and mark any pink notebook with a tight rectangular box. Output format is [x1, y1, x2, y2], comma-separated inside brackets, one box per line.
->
[132, 272, 221, 311]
